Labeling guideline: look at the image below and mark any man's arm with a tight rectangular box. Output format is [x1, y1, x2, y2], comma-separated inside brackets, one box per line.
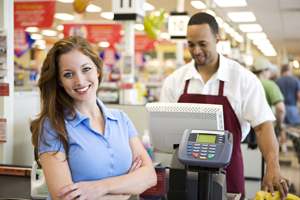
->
[274, 101, 286, 130]
[253, 121, 290, 200]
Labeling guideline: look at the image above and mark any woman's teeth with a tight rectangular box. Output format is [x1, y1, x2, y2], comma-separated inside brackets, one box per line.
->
[76, 86, 89, 92]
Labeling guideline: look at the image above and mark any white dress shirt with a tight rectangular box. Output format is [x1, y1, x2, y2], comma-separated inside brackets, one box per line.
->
[160, 54, 275, 141]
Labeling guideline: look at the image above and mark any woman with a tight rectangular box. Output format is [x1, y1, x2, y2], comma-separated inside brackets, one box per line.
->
[30, 35, 157, 200]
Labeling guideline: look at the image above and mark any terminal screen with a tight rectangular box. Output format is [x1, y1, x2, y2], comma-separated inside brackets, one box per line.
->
[197, 134, 216, 144]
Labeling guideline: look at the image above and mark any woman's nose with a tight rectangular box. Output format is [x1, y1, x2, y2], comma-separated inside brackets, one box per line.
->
[75, 74, 84, 85]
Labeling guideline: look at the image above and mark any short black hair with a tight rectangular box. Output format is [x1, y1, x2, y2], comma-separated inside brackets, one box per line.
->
[188, 12, 219, 35]
[281, 64, 291, 73]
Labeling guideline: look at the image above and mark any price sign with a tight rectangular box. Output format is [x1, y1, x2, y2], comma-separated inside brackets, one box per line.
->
[168, 15, 190, 39]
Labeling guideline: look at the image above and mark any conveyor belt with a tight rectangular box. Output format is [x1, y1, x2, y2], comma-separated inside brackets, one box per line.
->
[284, 126, 300, 164]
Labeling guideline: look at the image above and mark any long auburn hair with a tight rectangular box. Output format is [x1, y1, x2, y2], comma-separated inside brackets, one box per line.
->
[30, 35, 103, 167]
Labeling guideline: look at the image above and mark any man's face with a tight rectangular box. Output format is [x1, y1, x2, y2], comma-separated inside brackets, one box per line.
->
[187, 24, 220, 67]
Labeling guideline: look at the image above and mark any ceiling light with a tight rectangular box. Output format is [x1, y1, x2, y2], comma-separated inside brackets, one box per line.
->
[223, 23, 229, 30]
[239, 24, 262, 32]
[120, 30, 125, 35]
[144, 2, 155, 11]
[25, 27, 39, 33]
[41, 30, 57, 37]
[263, 51, 277, 57]
[191, 1, 206, 9]
[100, 12, 114, 20]
[227, 12, 256, 22]
[235, 35, 244, 42]
[257, 44, 274, 50]
[37, 44, 46, 49]
[134, 24, 144, 31]
[213, 0, 247, 7]
[54, 13, 74, 20]
[59, 33, 64, 39]
[252, 39, 270, 45]
[206, 10, 216, 17]
[56, 25, 64, 31]
[246, 33, 267, 40]
[161, 32, 170, 40]
[293, 60, 299, 68]
[98, 42, 110, 48]
[30, 34, 43, 40]
[86, 4, 102, 12]
[215, 17, 223, 25]
[57, 0, 73, 3]
[226, 27, 235, 34]
[34, 40, 45, 46]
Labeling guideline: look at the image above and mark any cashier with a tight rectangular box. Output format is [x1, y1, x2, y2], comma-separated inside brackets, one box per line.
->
[160, 12, 290, 199]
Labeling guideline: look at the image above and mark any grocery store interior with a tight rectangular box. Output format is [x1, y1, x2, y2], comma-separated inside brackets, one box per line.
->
[0, 0, 300, 199]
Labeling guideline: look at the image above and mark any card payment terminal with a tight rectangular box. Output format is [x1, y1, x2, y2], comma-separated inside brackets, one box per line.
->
[178, 129, 233, 168]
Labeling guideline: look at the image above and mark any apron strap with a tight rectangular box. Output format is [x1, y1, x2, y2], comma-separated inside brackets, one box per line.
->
[218, 81, 224, 96]
[183, 80, 190, 94]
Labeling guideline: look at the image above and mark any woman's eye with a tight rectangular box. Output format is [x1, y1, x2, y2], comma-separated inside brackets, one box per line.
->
[63, 72, 73, 78]
[83, 67, 91, 72]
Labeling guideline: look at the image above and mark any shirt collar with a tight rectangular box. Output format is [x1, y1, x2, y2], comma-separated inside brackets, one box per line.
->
[184, 54, 229, 83]
[67, 99, 118, 127]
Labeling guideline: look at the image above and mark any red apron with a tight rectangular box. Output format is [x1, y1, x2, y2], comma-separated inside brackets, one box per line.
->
[178, 79, 245, 194]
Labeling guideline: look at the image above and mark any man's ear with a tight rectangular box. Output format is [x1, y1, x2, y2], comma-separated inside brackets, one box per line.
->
[215, 35, 221, 44]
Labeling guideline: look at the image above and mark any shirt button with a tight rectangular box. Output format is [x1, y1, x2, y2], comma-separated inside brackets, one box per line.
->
[110, 165, 113, 168]
[107, 144, 111, 148]
[111, 154, 114, 158]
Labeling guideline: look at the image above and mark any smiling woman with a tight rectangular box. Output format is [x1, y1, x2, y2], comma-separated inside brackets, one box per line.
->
[29, 35, 157, 200]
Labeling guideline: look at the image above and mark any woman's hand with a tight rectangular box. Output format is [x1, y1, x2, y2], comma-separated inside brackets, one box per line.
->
[127, 156, 142, 174]
[57, 181, 107, 200]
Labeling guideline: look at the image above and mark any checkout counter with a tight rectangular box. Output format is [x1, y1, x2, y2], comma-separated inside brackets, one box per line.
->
[6, 92, 259, 199]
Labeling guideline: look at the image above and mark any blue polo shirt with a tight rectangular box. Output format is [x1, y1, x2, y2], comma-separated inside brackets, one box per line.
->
[38, 99, 138, 184]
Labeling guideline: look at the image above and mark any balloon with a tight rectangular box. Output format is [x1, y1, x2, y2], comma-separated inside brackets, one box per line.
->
[73, 0, 94, 13]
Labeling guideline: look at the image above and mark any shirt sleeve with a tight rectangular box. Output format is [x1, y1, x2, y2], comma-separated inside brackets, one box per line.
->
[268, 81, 284, 105]
[38, 118, 66, 157]
[160, 75, 177, 103]
[123, 113, 138, 139]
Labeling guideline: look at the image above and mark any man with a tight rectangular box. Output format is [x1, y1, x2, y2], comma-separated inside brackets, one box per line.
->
[160, 12, 290, 199]
[252, 58, 287, 154]
[275, 64, 300, 125]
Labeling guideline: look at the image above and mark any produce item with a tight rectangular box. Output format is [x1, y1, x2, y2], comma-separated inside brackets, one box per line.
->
[255, 190, 300, 200]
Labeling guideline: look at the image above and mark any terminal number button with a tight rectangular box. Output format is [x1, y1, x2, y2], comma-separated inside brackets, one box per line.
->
[200, 157, 206, 159]
[208, 154, 215, 159]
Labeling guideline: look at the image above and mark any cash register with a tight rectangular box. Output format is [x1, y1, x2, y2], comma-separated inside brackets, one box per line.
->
[146, 103, 242, 200]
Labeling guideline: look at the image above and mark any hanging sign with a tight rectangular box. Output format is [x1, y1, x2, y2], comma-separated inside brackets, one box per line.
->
[168, 12, 190, 39]
[63, 23, 122, 48]
[0, 118, 6, 143]
[14, 28, 35, 58]
[14, 1, 55, 28]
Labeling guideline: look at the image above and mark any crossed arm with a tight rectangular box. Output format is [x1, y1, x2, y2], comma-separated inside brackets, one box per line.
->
[40, 136, 157, 200]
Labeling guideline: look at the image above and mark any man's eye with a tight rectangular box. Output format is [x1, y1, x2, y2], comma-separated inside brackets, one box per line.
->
[63, 72, 73, 78]
[83, 67, 91, 72]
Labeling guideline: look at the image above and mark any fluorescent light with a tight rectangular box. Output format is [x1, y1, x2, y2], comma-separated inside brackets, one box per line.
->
[226, 27, 235, 34]
[25, 27, 39, 32]
[59, 33, 64, 39]
[144, 2, 155, 11]
[41, 30, 57, 37]
[247, 32, 267, 40]
[34, 40, 45, 46]
[227, 12, 256, 22]
[263, 51, 277, 56]
[206, 10, 216, 17]
[223, 23, 229, 30]
[215, 17, 223, 25]
[235, 35, 244, 42]
[98, 42, 110, 48]
[54, 13, 74, 20]
[134, 24, 144, 31]
[57, 0, 73, 3]
[191, 1, 206, 9]
[56, 25, 64, 31]
[30, 34, 43, 40]
[100, 12, 114, 20]
[293, 60, 299, 68]
[257, 44, 274, 50]
[252, 39, 270, 45]
[213, 0, 247, 7]
[37, 44, 46, 49]
[86, 4, 102, 12]
[161, 32, 170, 40]
[239, 24, 262, 32]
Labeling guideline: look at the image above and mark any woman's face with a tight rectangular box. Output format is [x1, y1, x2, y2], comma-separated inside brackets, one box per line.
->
[58, 50, 100, 107]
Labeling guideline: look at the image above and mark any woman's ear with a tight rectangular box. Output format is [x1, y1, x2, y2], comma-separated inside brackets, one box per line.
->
[58, 79, 63, 87]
